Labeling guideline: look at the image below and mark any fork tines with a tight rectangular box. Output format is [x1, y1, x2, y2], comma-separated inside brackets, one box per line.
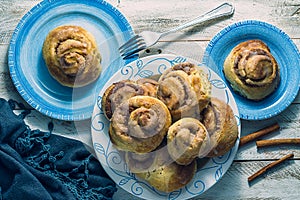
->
[119, 35, 147, 58]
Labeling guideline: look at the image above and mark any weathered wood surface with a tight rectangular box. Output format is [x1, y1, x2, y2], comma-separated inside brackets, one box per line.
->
[114, 160, 300, 200]
[1, 0, 300, 199]
[109, 0, 300, 40]
[1, 0, 300, 42]
[194, 160, 300, 200]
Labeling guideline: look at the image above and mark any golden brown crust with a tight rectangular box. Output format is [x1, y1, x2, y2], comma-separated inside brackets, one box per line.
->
[109, 96, 172, 153]
[167, 118, 210, 165]
[101, 78, 158, 120]
[42, 25, 101, 88]
[201, 97, 238, 157]
[125, 151, 158, 173]
[124, 144, 174, 173]
[101, 80, 146, 120]
[223, 39, 280, 100]
[157, 62, 211, 121]
[132, 148, 197, 193]
[136, 78, 158, 97]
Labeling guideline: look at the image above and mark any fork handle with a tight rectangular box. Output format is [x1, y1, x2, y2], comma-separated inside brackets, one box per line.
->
[160, 3, 234, 38]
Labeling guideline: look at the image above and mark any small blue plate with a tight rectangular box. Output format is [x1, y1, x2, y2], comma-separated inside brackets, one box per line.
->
[8, 0, 135, 121]
[203, 20, 300, 120]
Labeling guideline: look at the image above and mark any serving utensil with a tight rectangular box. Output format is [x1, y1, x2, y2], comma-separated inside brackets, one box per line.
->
[119, 2, 234, 59]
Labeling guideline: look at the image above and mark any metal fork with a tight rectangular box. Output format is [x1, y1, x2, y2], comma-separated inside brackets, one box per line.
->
[119, 2, 234, 59]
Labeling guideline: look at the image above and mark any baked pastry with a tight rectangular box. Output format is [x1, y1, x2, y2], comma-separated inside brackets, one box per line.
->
[127, 147, 197, 193]
[157, 62, 211, 121]
[167, 118, 210, 165]
[223, 39, 280, 100]
[201, 97, 238, 157]
[136, 78, 158, 97]
[125, 151, 158, 173]
[109, 96, 172, 153]
[42, 25, 101, 87]
[136, 160, 196, 193]
[101, 80, 146, 120]
[124, 144, 173, 173]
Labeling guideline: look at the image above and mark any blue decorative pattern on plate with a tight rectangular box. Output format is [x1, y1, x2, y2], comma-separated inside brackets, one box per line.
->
[203, 20, 300, 120]
[8, 0, 135, 121]
[91, 54, 241, 200]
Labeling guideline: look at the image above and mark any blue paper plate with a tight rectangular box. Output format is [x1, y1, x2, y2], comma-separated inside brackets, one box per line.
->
[203, 20, 300, 120]
[8, 0, 135, 121]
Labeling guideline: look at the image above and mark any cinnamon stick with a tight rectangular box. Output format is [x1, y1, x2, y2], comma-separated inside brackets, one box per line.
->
[248, 153, 294, 182]
[256, 138, 300, 148]
[239, 123, 280, 147]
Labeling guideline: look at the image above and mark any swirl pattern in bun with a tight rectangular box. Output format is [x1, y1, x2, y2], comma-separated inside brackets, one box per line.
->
[101, 79, 158, 120]
[42, 25, 101, 87]
[109, 96, 172, 153]
[167, 118, 210, 165]
[157, 62, 211, 121]
[223, 39, 280, 100]
[101, 80, 147, 120]
[136, 78, 159, 97]
[201, 97, 238, 157]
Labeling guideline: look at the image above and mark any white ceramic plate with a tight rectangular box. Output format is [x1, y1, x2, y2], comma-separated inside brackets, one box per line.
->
[91, 54, 241, 200]
[8, 0, 135, 121]
[203, 20, 300, 120]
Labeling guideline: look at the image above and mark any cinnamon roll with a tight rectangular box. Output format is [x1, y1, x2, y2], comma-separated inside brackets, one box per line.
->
[109, 96, 172, 153]
[125, 151, 158, 173]
[124, 143, 173, 173]
[223, 39, 280, 100]
[167, 118, 210, 165]
[129, 147, 197, 192]
[42, 25, 101, 87]
[201, 97, 238, 157]
[157, 62, 211, 121]
[101, 80, 146, 120]
[136, 78, 158, 97]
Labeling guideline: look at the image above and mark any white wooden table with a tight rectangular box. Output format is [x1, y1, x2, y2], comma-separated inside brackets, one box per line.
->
[1, 0, 299, 199]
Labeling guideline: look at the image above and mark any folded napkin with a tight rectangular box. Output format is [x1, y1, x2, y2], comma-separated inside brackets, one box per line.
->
[0, 98, 116, 200]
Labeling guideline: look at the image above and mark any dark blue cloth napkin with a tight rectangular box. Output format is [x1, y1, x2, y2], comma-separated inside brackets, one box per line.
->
[0, 98, 116, 200]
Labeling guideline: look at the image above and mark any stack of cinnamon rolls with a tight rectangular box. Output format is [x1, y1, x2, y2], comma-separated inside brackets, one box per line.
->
[101, 62, 239, 192]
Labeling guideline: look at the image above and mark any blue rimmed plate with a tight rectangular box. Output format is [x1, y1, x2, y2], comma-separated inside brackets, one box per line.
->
[91, 54, 241, 200]
[8, 0, 135, 121]
[203, 20, 300, 120]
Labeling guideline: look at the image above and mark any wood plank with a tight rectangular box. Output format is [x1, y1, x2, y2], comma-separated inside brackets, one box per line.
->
[0, 46, 8, 65]
[237, 103, 300, 160]
[195, 159, 300, 199]
[0, 71, 26, 104]
[1, 0, 300, 44]
[113, 159, 300, 200]
[0, 0, 39, 44]
[107, 0, 300, 39]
